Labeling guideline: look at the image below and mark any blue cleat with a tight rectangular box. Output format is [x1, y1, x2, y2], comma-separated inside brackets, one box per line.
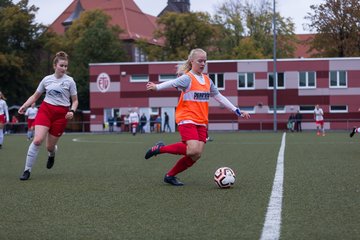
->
[145, 141, 164, 159]
[164, 175, 184, 186]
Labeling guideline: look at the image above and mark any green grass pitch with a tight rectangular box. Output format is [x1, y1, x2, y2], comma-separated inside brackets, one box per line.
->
[0, 132, 359, 239]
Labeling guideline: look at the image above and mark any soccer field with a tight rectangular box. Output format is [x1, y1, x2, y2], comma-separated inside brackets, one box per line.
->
[0, 132, 359, 240]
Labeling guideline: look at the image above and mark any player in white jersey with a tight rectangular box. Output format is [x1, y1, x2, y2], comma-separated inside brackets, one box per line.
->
[0, 91, 9, 149]
[18, 51, 78, 181]
[314, 104, 325, 136]
[25, 103, 38, 140]
[129, 109, 139, 136]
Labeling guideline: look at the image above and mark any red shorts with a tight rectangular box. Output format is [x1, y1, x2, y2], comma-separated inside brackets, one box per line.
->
[0, 114, 5, 124]
[178, 124, 207, 143]
[27, 119, 35, 129]
[316, 120, 324, 127]
[35, 102, 68, 137]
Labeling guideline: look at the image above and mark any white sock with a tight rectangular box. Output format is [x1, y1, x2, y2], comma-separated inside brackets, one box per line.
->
[24, 142, 40, 172]
[27, 131, 32, 139]
[0, 129, 3, 145]
[356, 128, 360, 133]
[48, 145, 57, 157]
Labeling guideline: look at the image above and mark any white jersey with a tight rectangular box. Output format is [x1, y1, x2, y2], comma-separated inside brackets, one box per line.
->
[37, 74, 77, 107]
[129, 112, 139, 124]
[0, 99, 9, 121]
[25, 107, 38, 119]
[314, 108, 324, 121]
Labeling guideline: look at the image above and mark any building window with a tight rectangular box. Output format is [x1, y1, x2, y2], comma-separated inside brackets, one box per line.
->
[299, 71, 316, 88]
[151, 107, 159, 115]
[238, 73, 255, 89]
[329, 71, 347, 88]
[299, 105, 316, 113]
[130, 74, 149, 82]
[209, 73, 224, 90]
[268, 72, 285, 88]
[239, 106, 255, 114]
[134, 47, 147, 62]
[268, 105, 285, 113]
[330, 105, 347, 113]
[159, 74, 177, 82]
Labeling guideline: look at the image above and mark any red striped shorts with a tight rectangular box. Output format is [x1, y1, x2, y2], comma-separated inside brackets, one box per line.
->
[35, 102, 68, 137]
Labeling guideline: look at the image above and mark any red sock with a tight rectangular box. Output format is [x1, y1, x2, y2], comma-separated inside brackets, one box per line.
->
[167, 156, 195, 176]
[160, 142, 187, 155]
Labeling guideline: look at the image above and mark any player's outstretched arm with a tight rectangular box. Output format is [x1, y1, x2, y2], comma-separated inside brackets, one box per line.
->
[18, 91, 42, 114]
[146, 81, 157, 91]
[234, 108, 250, 119]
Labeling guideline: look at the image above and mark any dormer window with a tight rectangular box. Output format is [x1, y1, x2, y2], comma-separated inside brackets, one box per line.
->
[62, 0, 84, 31]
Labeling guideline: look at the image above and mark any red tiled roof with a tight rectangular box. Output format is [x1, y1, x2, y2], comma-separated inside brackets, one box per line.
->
[49, 1, 316, 57]
[294, 33, 318, 58]
[49, 0, 162, 45]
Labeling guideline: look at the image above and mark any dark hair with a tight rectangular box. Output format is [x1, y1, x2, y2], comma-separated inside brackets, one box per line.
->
[0, 91, 6, 100]
[53, 51, 69, 65]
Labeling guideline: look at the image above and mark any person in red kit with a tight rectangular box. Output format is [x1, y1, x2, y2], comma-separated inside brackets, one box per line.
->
[25, 102, 38, 140]
[145, 48, 250, 186]
[0, 91, 9, 149]
[18, 51, 78, 181]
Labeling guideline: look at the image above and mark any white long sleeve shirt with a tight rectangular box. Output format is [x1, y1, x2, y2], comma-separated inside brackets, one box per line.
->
[0, 99, 9, 121]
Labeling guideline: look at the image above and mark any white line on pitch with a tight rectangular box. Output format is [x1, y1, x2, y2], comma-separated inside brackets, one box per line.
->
[72, 138, 143, 144]
[260, 132, 286, 240]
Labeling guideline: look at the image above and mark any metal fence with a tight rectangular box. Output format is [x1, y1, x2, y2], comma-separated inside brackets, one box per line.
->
[4, 119, 359, 134]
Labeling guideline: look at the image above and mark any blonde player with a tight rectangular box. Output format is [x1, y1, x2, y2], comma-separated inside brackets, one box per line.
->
[145, 48, 250, 186]
[18, 51, 78, 181]
[314, 104, 325, 136]
[0, 91, 9, 149]
[25, 103, 38, 140]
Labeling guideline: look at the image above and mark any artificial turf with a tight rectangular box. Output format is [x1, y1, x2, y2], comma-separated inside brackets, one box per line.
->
[0, 132, 358, 239]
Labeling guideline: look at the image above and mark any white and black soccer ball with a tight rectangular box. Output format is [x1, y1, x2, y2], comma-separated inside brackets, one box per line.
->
[214, 167, 236, 188]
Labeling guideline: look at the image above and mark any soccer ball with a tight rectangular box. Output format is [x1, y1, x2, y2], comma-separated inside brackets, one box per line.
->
[214, 167, 236, 188]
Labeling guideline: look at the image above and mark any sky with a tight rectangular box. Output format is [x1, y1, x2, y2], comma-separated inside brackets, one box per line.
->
[12, 0, 325, 34]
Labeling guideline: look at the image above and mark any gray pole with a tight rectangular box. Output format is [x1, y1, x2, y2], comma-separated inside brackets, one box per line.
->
[273, 0, 277, 132]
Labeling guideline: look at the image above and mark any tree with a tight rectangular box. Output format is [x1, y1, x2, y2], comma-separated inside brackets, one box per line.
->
[233, 38, 265, 59]
[211, 0, 244, 59]
[62, 10, 128, 109]
[305, 0, 360, 57]
[245, 0, 296, 58]
[211, 0, 296, 59]
[144, 12, 214, 61]
[0, 0, 46, 106]
[137, 0, 295, 61]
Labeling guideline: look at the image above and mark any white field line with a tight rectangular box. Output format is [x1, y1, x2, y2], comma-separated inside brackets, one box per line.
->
[72, 138, 143, 144]
[260, 132, 286, 240]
